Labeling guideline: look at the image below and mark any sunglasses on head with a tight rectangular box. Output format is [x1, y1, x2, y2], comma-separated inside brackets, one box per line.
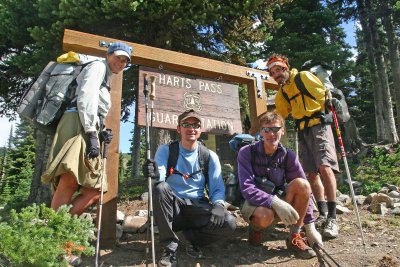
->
[261, 126, 282, 133]
[180, 122, 201, 129]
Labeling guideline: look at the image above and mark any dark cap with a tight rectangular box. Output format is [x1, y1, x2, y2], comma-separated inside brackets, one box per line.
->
[178, 109, 201, 124]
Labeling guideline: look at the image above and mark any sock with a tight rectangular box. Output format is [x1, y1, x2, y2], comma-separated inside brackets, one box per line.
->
[317, 201, 328, 217]
[327, 201, 337, 219]
[290, 225, 301, 234]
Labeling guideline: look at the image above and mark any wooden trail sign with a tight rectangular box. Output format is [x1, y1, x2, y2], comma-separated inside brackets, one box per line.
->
[62, 29, 278, 247]
[137, 66, 241, 135]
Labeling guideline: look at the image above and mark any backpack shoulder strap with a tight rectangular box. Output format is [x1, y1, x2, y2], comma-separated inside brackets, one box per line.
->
[281, 88, 291, 104]
[294, 73, 316, 111]
[167, 140, 180, 178]
[197, 142, 210, 186]
[294, 73, 317, 101]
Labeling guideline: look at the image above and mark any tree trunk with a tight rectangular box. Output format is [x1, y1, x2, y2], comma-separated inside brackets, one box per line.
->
[368, 0, 399, 143]
[27, 130, 52, 205]
[381, 0, 400, 134]
[150, 128, 176, 157]
[357, 0, 387, 142]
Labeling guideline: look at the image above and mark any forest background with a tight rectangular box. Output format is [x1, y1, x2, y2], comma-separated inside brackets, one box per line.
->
[0, 0, 400, 211]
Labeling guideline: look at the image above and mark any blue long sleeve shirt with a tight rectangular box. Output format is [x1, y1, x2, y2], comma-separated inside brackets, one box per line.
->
[154, 142, 225, 205]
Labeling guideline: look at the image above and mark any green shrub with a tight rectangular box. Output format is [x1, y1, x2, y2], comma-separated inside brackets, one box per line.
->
[351, 144, 400, 195]
[0, 204, 95, 266]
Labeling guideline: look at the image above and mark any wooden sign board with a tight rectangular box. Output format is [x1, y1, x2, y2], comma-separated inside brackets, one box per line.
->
[137, 66, 242, 135]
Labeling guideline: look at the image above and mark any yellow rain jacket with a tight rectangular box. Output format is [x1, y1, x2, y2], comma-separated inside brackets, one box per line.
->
[275, 69, 328, 130]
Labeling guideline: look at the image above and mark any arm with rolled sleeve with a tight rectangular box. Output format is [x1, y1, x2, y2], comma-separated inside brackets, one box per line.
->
[237, 144, 274, 208]
[206, 150, 225, 206]
[76, 61, 107, 133]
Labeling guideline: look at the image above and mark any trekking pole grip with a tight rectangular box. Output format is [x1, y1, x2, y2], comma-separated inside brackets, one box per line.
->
[143, 73, 149, 96]
[150, 75, 156, 101]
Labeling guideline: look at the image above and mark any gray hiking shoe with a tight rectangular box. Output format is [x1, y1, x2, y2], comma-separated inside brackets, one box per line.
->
[185, 243, 204, 259]
[315, 215, 327, 230]
[323, 217, 339, 238]
[286, 233, 316, 259]
[158, 249, 177, 267]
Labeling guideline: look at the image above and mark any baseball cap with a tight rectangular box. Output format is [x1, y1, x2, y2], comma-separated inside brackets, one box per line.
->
[178, 109, 201, 124]
[107, 42, 132, 62]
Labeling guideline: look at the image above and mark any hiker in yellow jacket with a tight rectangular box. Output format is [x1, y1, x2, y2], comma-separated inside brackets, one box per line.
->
[266, 54, 340, 238]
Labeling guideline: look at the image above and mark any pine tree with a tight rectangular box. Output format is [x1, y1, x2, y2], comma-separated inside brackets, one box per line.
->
[0, 121, 35, 209]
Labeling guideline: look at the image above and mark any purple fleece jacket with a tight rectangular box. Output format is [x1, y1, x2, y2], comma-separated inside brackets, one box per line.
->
[237, 141, 314, 224]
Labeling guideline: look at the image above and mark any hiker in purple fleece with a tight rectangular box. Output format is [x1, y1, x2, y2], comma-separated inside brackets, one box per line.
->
[237, 111, 322, 259]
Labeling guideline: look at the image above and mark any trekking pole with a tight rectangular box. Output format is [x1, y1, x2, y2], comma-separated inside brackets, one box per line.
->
[95, 128, 112, 267]
[149, 75, 156, 150]
[143, 73, 156, 267]
[328, 95, 367, 253]
[313, 244, 342, 267]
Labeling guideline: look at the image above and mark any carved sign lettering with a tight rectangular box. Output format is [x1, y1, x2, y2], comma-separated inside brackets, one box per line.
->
[138, 66, 241, 135]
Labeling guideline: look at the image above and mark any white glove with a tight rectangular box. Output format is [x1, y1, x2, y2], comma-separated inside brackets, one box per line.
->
[271, 196, 299, 225]
[304, 222, 323, 248]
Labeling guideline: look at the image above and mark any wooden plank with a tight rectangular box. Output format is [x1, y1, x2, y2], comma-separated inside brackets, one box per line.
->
[99, 70, 122, 248]
[62, 29, 279, 91]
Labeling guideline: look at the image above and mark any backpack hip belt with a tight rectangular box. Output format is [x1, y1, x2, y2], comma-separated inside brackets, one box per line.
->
[295, 111, 333, 132]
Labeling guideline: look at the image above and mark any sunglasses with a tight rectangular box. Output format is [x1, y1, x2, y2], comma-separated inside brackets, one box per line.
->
[180, 122, 201, 129]
[261, 126, 282, 133]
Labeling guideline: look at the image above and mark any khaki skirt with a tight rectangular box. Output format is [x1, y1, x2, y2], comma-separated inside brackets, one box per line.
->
[41, 112, 107, 192]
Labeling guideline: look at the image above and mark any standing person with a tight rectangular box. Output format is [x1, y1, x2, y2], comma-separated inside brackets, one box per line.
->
[143, 109, 236, 267]
[42, 42, 132, 216]
[266, 54, 340, 238]
[238, 111, 322, 259]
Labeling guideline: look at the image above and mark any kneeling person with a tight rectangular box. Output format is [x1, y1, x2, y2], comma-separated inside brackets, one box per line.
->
[237, 111, 322, 259]
[143, 109, 236, 267]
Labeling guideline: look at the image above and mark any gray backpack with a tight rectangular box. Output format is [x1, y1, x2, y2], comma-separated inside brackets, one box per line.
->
[17, 54, 102, 134]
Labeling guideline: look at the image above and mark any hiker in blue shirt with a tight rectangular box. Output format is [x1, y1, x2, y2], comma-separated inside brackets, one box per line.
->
[143, 109, 236, 267]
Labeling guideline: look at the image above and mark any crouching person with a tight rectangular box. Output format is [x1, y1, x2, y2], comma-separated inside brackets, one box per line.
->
[237, 111, 322, 259]
[143, 109, 236, 267]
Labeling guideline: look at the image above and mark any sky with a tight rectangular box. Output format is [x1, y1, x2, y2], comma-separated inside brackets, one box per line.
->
[0, 21, 357, 153]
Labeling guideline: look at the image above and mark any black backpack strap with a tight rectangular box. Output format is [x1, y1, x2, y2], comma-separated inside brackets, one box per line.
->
[294, 73, 317, 111]
[198, 142, 210, 186]
[281, 88, 291, 104]
[166, 140, 210, 186]
[166, 140, 180, 179]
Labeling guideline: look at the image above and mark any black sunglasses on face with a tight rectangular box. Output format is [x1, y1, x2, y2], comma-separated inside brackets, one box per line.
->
[261, 126, 282, 133]
[180, 122, 201, 129]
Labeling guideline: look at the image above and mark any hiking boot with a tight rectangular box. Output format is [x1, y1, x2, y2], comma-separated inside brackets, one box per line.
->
[323, 217, 339, 238]
[158, 249, 177, 267]
[248, 227, 263, 246]
[286, 233, 316, 259]
[314, 215, 327, 230]
[185, 243, 203, 259]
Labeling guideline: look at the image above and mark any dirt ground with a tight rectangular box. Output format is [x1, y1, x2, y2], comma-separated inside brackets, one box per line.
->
[81, 199, 400, 267]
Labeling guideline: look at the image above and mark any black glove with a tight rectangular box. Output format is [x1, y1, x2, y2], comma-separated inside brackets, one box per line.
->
[208, 203, 225, 229]
[142, 159, 160, 179]
[99, 129, 113, 144]
[86, 131, 100, 159]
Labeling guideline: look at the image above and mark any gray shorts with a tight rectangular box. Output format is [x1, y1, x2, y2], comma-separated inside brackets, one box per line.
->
[298, 123, 339, 173]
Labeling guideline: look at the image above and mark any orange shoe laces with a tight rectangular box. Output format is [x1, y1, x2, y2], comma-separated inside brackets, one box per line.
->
[291, 233, 308, 251]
